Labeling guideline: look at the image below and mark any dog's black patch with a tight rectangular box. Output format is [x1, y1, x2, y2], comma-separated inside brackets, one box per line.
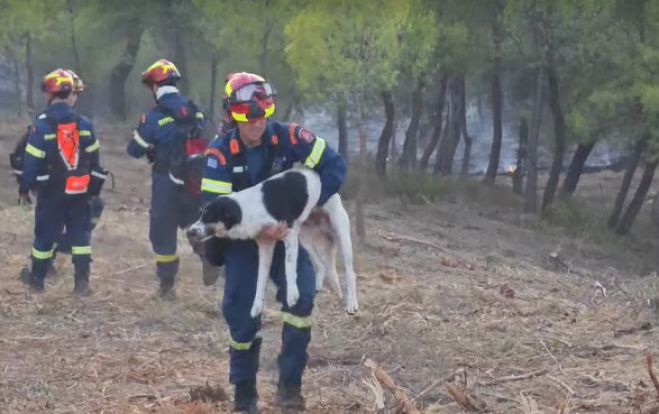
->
[261, 171, 309, 226]
[202, 197, 242, 230]
[203, 236, 229, 267]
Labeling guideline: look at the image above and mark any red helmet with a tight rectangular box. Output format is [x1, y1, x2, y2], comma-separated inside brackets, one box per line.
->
[41, 69, 75, 98]
[224, 72, 276, 122]
[141, 59, 181, 87]
[65, 69, 85, 93]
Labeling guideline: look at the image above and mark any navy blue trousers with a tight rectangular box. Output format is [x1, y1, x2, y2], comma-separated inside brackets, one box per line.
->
[31, 191, 91, 279]
[222, 240, 316, 385]
[149, 173, 200, 279]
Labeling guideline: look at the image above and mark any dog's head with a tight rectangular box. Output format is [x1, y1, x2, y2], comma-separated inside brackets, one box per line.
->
[186, 196, 242, 242]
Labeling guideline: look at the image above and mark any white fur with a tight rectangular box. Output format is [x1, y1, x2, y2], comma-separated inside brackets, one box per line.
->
[188, 166, 359, 317]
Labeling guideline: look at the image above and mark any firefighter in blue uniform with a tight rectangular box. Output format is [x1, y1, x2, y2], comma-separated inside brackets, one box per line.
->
[127, 59, 208, 298]
[201, 72, 346, 413]
[12, 70, 106, 278]
[20, 69, 104, 295]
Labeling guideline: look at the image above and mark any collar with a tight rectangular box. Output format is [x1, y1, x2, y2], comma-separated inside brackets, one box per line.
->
[156, 85, 179, 100]
[230, 122, 278, 155]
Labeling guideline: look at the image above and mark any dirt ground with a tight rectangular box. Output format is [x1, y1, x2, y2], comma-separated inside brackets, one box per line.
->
[1, 122, 659, 414]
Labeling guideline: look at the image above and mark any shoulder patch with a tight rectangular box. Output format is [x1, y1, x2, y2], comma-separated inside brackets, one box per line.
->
[288, 123, 299, 145]
[297, 127, 316, 144]
[180, 106, 189, 118]
[207, 157, 218, 169]
[206, 148, 227, 165]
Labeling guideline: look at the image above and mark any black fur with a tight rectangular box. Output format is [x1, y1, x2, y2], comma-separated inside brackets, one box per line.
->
[202, 197, 242, 230]
[261, 171, 309, 226]
[203, 236, 229, 267]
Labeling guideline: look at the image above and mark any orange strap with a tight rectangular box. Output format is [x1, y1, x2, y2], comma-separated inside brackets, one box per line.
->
[205, 148, 227, 165]
[229, 139, 241, 155]
[57, 122, 80, 169]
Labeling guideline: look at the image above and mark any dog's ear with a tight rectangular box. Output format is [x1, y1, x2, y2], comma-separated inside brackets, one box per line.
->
[204, 197, 242, 230]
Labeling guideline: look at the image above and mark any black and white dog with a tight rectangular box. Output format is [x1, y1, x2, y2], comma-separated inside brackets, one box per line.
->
[186, 167, 358, 317]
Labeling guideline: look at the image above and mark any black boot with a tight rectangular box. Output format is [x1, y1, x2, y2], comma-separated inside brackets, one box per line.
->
[233, 381, 259, 413]
[73, 258, 91, 296]
[157, 259, 179, 299]
[275, 382, 305, 411]
[21, 258, 48, 293]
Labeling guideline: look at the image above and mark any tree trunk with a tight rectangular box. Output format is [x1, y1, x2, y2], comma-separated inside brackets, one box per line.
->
[399, 81, 424, 171]
[483, 36, 503, 184]
[513, 117, 529, 195]
[541, 61, 566, 212]
[337, 101, 349, 162]
[524, 68, 545, 214]
[459, 73, 472, 175]
[419, 73, 448, 172]
[175, 37, 189, 94]
[67, 1, 81, 74]
[208, 53, 219, 129]
[560, 141, 596, 198]
[390, 118, 398, 158]
[608, 138, 647, 228]
[375, 90, 395, 176]
[25, 31, 34, 113]
[615, 159, 658, 235]
[436, 75, 462, 175]
[355, 104, 367, 241]
[259, 0, 272, 74]
[109, 24, 144, 120]
[433, 102, 451, 174]
[8, 48, 22, 117]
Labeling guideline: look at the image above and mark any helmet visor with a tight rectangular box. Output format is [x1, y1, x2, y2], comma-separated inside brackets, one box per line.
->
[231, 82, 275, 103]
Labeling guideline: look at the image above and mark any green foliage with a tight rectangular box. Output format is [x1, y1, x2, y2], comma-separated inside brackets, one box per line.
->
[284, 0, 409, 105]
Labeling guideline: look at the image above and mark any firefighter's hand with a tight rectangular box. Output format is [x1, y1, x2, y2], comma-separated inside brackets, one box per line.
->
[258, 222, 289, 241]
[146, 145, 156, 163]
[18, 191, 32, 206]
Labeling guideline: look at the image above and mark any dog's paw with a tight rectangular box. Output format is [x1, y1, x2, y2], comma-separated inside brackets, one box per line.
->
[286, 285, 300, 308]
[250, 301, 264, 318]
[345, 294, 359, 315]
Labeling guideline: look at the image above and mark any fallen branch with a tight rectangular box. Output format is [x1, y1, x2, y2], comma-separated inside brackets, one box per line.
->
[547, 374, 576, 396]
[362, 374, 385, 412]
[381, 232, 447, 252]
[479, 368, 549, 386]
[446, 383, 487, 412]
[415, 369, 466, 401]
[364, 359, 420, 414]
[538, 337, 566, 376]
[647, 354, 659, 397]
[112, 263, 147, 276]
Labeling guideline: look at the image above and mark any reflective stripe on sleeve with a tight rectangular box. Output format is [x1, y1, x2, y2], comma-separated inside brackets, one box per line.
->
[304, 137, 326, 168]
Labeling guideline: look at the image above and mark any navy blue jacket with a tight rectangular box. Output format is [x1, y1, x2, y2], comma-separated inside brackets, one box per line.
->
[201, 120, 346, 206]
[127, 87, 205, 173]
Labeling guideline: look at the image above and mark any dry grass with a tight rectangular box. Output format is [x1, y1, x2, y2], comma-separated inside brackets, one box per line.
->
[1, 125, 659, 413]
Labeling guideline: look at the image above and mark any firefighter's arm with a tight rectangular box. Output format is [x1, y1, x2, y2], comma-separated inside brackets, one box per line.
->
[20, 125, 46, 195]
[201, 145, 233, 206]
[81, 123, 107, 195]
[286, 124, 347, 206]
[127, 113, 154, 159]
[81, 122, 101, 166]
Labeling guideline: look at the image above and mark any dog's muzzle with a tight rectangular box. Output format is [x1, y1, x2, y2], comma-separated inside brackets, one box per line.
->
[186, 221, 212, 243]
